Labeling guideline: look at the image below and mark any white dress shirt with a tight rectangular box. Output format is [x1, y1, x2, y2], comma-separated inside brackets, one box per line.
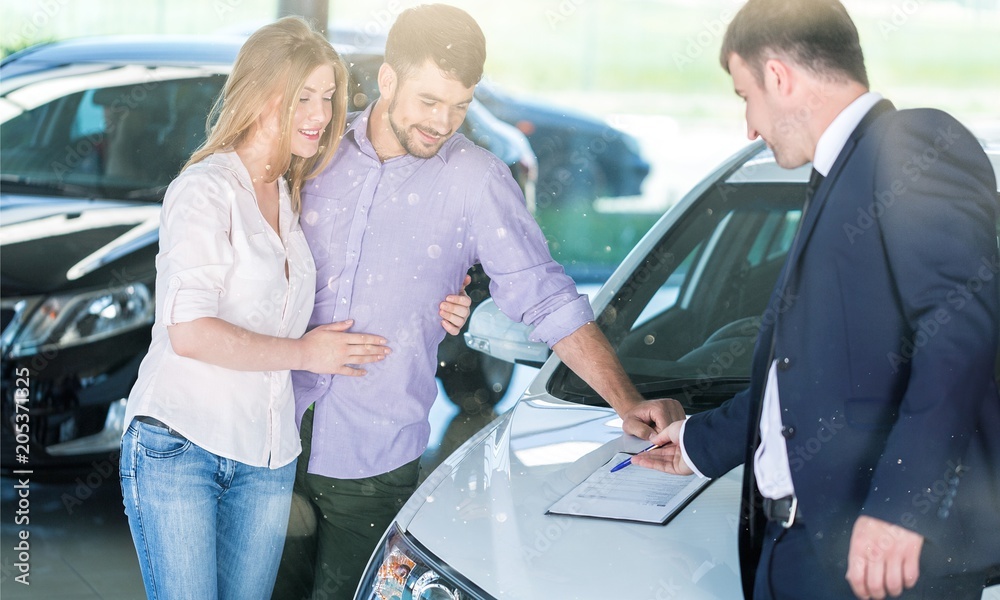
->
[681, 92, 884, 496]
[124, 151, 316, 469]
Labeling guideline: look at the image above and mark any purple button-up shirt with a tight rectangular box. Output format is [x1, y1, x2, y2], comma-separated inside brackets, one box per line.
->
[294, 105, 593, 478]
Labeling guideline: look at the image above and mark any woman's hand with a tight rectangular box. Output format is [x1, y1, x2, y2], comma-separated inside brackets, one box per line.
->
[440, 274, 473, 335]
[299, 320, 390, 375]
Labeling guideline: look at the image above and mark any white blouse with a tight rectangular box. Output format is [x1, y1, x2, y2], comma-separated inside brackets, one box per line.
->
[124, 151, 315, 468]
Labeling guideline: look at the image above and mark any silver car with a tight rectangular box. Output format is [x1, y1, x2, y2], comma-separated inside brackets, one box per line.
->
[353, 140, 1000, 599]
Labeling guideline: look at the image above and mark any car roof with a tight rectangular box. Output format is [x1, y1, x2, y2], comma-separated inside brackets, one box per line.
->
[2, 34, 376, 77]
[4, 36, 245, 69]
[724, 144, 1000, 186]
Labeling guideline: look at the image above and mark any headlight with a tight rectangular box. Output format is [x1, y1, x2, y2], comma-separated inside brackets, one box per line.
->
[5, 283, 153, 358]
[360, 524, 488, 600]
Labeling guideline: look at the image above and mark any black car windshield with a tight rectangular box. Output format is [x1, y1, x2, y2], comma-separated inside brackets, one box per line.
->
[1, 63, 226, 201]
[549, 177, 808, 413]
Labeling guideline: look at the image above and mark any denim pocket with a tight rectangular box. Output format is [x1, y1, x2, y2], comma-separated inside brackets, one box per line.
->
[119, 424, 139, 478]
[136, 421, 191, 458]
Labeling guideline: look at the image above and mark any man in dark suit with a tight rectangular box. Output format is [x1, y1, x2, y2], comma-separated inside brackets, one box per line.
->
[630, 1, 1000, 598]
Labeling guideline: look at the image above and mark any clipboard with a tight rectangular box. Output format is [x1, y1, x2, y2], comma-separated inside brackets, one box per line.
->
[546, 452, 711, 524]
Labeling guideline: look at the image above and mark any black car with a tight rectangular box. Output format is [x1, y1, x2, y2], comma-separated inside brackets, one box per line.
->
[0, 34, 537, 471]
[474, 79, 650, 209]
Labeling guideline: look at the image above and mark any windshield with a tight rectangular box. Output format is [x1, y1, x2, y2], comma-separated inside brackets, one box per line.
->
[550, 180, 808, 412]
[1, 64, 226, 201]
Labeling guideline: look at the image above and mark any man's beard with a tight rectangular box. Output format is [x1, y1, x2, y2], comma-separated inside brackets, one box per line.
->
[387, 95, 450, 159]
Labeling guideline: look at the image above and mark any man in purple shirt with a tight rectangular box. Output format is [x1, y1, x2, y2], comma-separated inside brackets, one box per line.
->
[273, 5, 683, 599]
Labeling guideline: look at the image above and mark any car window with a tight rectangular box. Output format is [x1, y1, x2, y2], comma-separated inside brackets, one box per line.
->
[550, 181, 807, 411]
[1, 68, 226, 200]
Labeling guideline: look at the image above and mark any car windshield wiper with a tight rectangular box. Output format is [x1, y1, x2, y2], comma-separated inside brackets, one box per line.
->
[635, 376, 750, 395]
[635, 377, 750, 414]
[0, 175, 166, 202]
[0, 174, 99, 198]
[123, 184, 168, 201]
[553, 370, 750, 411]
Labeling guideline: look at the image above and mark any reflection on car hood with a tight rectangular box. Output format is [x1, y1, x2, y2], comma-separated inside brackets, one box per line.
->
[0, 194, 159, 294]
[400, 392, 744, 598]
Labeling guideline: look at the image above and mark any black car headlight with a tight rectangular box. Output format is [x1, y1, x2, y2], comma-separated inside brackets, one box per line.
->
[360, 523, 489, 600]
[3, 283, 153, 358]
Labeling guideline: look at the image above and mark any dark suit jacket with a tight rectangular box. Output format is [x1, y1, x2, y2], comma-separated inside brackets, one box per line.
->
[684, 100, 1000, 596]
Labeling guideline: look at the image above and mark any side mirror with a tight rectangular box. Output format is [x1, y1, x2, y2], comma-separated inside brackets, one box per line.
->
[463, 299, 550, 367]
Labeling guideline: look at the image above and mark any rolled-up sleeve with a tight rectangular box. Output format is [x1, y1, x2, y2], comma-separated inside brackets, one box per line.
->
[526, 294, 594, 345]
[471, 159, 594, 347]
[157, 169, 235, 326]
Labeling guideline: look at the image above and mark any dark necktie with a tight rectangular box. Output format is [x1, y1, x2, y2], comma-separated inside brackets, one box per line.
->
[781, 167, 824, 288]
[805, 167, 824, 209]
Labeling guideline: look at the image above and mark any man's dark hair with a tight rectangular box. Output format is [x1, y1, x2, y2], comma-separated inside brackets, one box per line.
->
[720, 0, 868, 88]
[385, 4, 486, 88]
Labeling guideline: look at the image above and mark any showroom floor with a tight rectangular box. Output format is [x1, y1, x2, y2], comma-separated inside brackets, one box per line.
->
[1, 468, 144, 599]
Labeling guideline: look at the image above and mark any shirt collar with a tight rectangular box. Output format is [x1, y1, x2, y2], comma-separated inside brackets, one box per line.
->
[812, 91, 883, 177]
[345, 102, 454, 165]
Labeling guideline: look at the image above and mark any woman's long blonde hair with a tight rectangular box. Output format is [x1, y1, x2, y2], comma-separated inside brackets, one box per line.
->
[185, 16, 348, 212]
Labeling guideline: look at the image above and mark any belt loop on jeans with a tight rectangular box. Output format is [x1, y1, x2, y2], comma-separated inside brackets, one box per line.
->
[134, 415, 180, 436]
[763, 495, 800, 528]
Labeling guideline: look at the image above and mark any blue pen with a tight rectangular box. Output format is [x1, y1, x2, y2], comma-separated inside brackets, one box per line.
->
[610, 443, 661, 473]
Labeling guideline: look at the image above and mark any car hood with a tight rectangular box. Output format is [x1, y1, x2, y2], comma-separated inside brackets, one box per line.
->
[0, 194, 160, 295]
[399, 388, 744, 599]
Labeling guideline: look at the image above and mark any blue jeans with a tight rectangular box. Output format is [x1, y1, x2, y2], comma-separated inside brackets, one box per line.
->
[120, 419, 296, 600]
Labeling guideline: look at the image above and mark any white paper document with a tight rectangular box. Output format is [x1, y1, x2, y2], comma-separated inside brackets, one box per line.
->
[547, 452, 710, 524]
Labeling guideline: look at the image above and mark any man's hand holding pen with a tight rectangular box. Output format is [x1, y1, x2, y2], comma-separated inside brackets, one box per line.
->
[629, 420, 694, 476]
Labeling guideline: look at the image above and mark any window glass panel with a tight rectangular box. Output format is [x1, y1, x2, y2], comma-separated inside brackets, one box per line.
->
[1, 70, 225, 200]
[551, 182, 807, 409]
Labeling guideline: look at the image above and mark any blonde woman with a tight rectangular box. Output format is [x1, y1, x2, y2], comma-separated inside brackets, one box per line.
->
[119, 18, 469, 599]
